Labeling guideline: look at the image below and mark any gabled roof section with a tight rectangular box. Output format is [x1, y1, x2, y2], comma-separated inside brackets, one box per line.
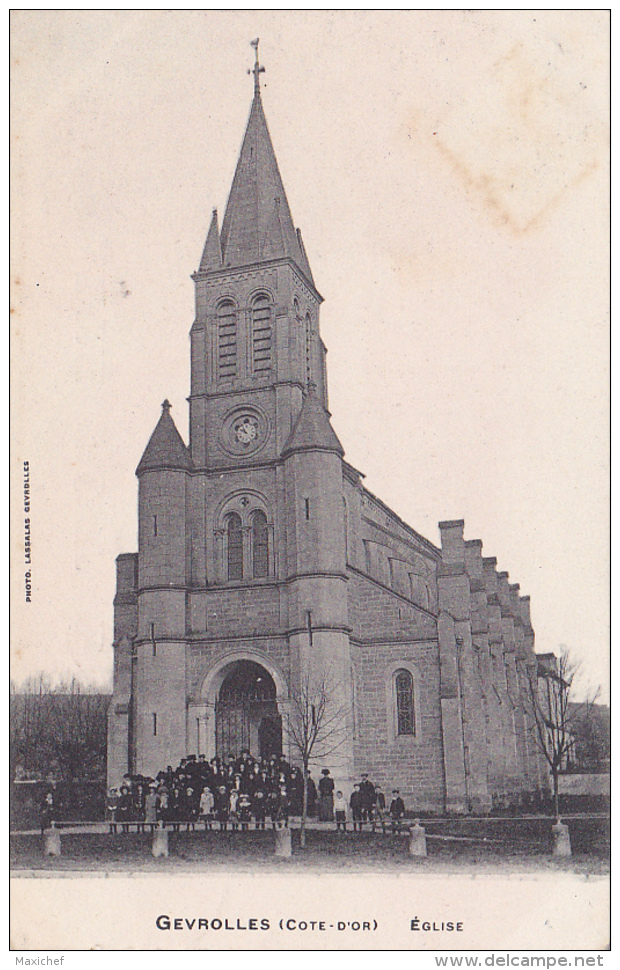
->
[136, 400, 193, 476]
[281, 384, 344, 458]
[217, 83, 314, 284]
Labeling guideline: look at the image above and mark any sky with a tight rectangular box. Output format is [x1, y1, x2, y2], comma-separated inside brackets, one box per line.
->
[11, 10, 609, 700]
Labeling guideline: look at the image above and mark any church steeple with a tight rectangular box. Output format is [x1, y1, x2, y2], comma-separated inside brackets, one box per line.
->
[189, 43, 329, 469]
[208, 40, 314, 285]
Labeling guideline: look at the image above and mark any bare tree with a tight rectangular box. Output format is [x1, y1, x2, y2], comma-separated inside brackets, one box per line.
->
[570, 699, 610, 772]
[283, 666, 351, 848]
[10, 674, 110, 782]
[10, 674, 54, 781]
[47, 678, 110, 781]
[524, 650, 600, 817]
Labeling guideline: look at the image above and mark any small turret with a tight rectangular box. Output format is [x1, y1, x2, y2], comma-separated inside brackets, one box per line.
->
[136, 400, 193, 476]
[281, 383, 344, 459]
[198, 209, 223, 273]
[137, 401, 192, 590]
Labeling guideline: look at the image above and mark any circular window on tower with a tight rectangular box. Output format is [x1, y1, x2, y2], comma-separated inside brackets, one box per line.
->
[220, 406, 269, 457]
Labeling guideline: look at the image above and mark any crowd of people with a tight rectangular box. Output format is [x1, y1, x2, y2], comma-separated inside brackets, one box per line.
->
[108, 751, 315, 832]
[105, 751, 408, 833]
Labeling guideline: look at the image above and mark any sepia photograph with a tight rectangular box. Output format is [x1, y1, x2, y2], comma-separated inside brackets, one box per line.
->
[10, 9, 609, 953]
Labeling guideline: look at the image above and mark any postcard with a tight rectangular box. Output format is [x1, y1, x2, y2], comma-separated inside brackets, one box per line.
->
[10, 10, 610, 953]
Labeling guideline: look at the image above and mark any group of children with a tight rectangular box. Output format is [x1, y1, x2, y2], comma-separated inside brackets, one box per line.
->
[107, 752, 408, 833]
[109, 751, 316, 831]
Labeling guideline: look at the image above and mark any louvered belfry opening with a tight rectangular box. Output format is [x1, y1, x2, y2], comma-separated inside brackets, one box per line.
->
[218, 300, 237, 379]
[252, 294, 272, 375]
[215, 661, 281, 761]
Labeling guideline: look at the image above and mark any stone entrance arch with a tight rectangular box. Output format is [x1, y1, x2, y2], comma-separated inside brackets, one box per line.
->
[216, 661, 280, 760]
[192, 650, 290, 761]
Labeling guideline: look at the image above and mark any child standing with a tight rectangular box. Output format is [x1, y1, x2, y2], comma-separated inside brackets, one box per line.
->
[334, 791, 348, 832]
[237, 793, 252, 830]
[389, 789, 405, 833]
[199, 785, 214, 829]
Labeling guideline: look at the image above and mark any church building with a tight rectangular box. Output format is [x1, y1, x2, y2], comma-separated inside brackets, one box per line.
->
[107, 50, 548, 813]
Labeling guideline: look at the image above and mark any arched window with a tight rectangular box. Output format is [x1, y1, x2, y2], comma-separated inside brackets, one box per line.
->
[218, 301, 237, 379]
[227, 513, 243, 581]
[252, 510, 269, 579]
[395, 669, 415, 736]
[252, 294, 272, 375]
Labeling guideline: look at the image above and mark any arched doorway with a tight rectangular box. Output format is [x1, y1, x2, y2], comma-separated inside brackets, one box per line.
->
[215, 661, 282, 761]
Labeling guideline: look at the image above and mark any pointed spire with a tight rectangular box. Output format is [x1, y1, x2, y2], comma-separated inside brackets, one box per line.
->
[203, 43, 314, 284]
[199, 208, 223, 272]
[281, 384, 344, 459]
[136, 401, 193, 475]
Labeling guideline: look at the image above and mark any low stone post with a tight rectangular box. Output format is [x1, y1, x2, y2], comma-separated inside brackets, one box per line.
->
[44, 822, 61, 857]
[275, 826, 292, 858]
[152, 823, 169, 858]
[409, 819, 427, 857]
[551, 818, 572, 857]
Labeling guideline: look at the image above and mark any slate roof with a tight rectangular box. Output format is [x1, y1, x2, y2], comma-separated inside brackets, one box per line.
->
[200, 83, 314, 284]
[136, 401, 193, 475]
[199, 208, 223, 273]
[281, 385, 344, 458]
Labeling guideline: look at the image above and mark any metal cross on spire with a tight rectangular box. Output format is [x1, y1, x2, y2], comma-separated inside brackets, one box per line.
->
[248, 38, 265, 96]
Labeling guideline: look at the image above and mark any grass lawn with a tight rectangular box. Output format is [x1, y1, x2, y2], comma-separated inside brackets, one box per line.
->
[10, 827, 609, 875]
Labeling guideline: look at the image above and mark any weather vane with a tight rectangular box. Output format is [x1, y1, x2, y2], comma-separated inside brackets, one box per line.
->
[248, 38, 265, 95]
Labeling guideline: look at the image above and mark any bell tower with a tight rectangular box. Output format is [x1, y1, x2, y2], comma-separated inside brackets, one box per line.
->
[109, 42, 354, 789]
[188, 41, 328, 471]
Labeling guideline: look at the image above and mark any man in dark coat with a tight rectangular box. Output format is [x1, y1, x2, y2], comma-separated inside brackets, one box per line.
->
[359, 773, 375, 822]
[214, 785, 230, 831]
[288, 767, 304, 816]
[306, 772, 318, 818]
[276, 787, 290, 828]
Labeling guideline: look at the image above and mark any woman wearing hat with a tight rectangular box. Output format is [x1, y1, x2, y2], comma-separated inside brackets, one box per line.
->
[318, 768, 335, 822]
[115, 783, 133, 832]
